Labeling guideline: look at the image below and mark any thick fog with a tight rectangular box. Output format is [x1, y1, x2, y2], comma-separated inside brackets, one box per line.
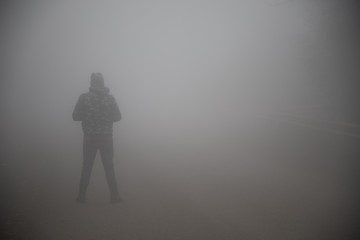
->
[1, 0, 360, 239]
[2, 0, 317, 147]
[2, 0, 358, 148]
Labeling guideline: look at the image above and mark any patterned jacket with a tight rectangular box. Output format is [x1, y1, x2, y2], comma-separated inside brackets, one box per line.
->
[73, 87, 121, 135]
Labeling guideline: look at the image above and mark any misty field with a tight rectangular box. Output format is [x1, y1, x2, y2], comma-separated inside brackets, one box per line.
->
[1, 120, 358, 240]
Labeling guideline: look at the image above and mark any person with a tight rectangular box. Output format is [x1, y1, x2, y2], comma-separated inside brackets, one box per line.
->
[72, 72, 122, 203]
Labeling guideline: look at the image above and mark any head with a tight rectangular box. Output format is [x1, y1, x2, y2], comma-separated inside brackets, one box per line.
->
[90, 72, 104, 88]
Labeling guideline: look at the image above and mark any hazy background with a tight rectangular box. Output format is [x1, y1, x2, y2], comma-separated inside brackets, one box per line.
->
[1, 0, 359, 152]
[1, 0, 360, 239]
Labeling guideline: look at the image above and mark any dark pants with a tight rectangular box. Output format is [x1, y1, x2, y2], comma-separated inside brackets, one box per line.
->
[79, 134, 119, 197]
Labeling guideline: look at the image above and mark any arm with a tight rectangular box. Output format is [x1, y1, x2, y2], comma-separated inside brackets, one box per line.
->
[112, 98, 121, 122]
[72, 96, 84, 121]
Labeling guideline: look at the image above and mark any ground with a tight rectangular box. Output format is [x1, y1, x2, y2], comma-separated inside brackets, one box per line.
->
[1, 120, 359, 239]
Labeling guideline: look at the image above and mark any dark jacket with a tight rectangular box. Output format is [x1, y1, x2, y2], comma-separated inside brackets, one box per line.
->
[73, 87, 121, 135]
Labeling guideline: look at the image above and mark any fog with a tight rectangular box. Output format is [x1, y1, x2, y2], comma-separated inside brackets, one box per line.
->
[2, 0, 315, 145]
[1, 0, 360, 239]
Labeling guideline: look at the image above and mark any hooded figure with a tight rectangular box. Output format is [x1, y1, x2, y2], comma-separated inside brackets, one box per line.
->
[73, 72, 121, 134]
[73, 73, 122, 203]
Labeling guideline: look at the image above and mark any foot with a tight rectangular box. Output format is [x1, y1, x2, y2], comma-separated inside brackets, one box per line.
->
[76, 194, 86, 204]
[110, 195, 122, 204]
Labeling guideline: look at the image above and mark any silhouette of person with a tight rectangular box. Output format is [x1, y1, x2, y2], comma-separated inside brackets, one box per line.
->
[73, 72, 122, 203]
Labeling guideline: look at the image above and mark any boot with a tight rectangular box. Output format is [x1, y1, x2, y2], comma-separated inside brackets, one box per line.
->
[76, 192, 86, 203]
[110, 193, 122, 203]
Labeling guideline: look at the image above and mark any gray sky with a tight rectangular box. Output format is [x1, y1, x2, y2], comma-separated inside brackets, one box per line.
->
[2, 0, 357, 151]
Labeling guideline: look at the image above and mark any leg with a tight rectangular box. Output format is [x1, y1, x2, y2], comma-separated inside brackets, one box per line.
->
[78, 135, 98, 202]
[99, 135, 120, 201]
